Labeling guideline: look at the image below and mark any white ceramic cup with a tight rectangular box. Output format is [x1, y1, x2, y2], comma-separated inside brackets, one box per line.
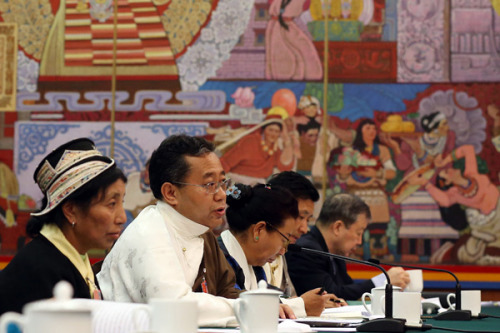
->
[0, 282, 92, 333]
[362, 286, 402, 316]
[383, 292, 422, 326]
[233, 282, 281, 333]
[405, 270, 424, 292]
[133, 298, 198, 333]
[447, 290, 481, 316]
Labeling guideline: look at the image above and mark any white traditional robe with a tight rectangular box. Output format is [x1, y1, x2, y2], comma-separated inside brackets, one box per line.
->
[97, 201, 235, 326]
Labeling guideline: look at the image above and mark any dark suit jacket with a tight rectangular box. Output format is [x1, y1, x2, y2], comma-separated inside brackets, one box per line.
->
[0, 235, 91, 315]
[285, 226, 374, 300]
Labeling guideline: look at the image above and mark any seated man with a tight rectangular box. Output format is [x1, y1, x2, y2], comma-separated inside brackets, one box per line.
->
[98, 135, 240, 325]
[266, 171, 343, 316]
[286, 193, 410, 300]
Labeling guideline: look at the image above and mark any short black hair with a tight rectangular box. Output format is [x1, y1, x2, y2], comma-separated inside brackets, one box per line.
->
[149, 134, 215, 200]
[267, 171, 319, 202]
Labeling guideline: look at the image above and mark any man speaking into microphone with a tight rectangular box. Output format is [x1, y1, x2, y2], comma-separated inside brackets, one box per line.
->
[286, 193, 410, 300]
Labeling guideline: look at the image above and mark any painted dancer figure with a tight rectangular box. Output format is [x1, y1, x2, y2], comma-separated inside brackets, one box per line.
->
[266, 0, 322, 80]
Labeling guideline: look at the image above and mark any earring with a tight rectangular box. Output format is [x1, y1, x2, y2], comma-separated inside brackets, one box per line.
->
[71, 221, 76, 228]
[255, 236, 259, 241]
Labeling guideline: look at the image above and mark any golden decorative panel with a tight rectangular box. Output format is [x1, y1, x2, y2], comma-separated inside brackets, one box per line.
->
[0, 23, 17, 112]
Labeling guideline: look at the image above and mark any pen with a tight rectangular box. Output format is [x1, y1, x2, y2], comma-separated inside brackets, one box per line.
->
[317, 287, 325, 295]
[331, 299, 342, 303]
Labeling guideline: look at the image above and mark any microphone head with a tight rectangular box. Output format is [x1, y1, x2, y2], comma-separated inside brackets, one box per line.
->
[368, 258, 381, 265]
[287, 244, 302, 252]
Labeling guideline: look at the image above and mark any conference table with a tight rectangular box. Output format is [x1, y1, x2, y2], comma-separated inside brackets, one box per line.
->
[335, 305, 500, 333]
[199, 304, 500, 332]
[414, 305, 500, 333]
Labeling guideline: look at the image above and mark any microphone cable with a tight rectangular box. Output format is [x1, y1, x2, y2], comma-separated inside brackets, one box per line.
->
[476, 312, 500, 319]
[411, 324, 500, 333]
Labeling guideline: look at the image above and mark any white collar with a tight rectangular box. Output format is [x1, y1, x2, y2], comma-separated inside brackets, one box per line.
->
[220, 230, 257, 290]
[157, 201, 208, 238]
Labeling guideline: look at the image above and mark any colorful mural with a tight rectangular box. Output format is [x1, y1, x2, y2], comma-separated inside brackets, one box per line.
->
[1, 0, 500, 283]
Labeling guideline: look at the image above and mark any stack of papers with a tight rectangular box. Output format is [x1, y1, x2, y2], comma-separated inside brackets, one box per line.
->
[321, 305, 370, 319]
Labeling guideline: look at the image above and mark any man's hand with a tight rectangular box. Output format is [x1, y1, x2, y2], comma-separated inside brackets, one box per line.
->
[325, 295, 348, 308]
[300, 288, 330, 317]
[388, 267, 410, 290]
[279, 303, 296, 319]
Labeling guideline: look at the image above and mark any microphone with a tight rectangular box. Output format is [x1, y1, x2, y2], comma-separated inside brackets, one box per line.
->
[288, 244, 405, 332]
[368, 258, 471, 321]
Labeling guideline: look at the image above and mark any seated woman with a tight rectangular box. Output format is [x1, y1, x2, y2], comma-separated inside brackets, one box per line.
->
[0, 138, 127, 314]
[219, 183, 330, 317]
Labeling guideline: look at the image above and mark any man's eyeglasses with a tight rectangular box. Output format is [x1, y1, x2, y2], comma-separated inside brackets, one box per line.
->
[265, 221, 290, 250]
[172, 178, 233, 194]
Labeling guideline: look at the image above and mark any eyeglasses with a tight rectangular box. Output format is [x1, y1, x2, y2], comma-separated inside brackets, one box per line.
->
[172, 178, 232, 194]
[265, 221, 290, 250]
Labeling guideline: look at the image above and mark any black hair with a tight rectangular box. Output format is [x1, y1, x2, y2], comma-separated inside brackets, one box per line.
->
[267, 171, 319, 202]
[226, 183, 298, 234]
[435, 175, 468, 231]
[261, 121, 283, 132]
[316, 193, 371, 228]
[352, 118, 380, 152]
[278, 0, 292, 30]
[297, 118, 321, 136]
[420, 112, 442, 133]
[26, 166, 127, 237]
[149, 134, 215, 200]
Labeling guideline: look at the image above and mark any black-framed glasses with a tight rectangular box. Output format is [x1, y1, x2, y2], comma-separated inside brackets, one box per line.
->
[265, 221, 290, 250]
[172, 178, 232, 194]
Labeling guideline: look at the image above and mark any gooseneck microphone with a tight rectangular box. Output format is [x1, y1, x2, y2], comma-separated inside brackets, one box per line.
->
[368, 258, 471, 321]
[288, 244, 406, 332]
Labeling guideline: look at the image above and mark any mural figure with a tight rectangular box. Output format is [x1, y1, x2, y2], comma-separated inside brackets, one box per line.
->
[296, 119, 321, 176]
[295, 95, 322, 176]
[384, 112, 457, 226]
[410, 145, 500, 265]
[329, 118, 396, 258]
[387, 112, 455, 174]
[220, 111, 297, 185]
[265, 0, 323, 80]
[294, 95, 323, 128]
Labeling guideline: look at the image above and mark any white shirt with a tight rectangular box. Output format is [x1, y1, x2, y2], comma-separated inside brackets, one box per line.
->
[97, 201, 235, 326]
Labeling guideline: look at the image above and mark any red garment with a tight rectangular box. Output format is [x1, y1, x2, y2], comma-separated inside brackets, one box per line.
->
[220, 132, 293, 179]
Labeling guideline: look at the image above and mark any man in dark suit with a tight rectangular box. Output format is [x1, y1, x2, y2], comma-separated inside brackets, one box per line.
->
[286, 193, 410, 300]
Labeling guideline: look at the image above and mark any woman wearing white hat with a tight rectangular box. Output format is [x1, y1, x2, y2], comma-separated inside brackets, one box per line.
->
[0, 138, 127, 314]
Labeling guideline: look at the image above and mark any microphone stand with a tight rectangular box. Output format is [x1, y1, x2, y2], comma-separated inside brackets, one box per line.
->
[288, 244, 406, 332]
[369, 258, 471, 321]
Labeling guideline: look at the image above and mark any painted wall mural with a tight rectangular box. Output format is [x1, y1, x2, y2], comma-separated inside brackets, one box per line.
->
[1, 0, 500, 280]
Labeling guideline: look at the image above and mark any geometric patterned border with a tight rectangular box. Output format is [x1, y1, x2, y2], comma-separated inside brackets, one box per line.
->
[0, 23, 17, 111]
[14, 121, 208, 202]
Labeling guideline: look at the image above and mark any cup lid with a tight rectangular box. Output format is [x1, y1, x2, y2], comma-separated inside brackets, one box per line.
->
[240, 280, 282, 296]
[23, 281, 92, 313]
